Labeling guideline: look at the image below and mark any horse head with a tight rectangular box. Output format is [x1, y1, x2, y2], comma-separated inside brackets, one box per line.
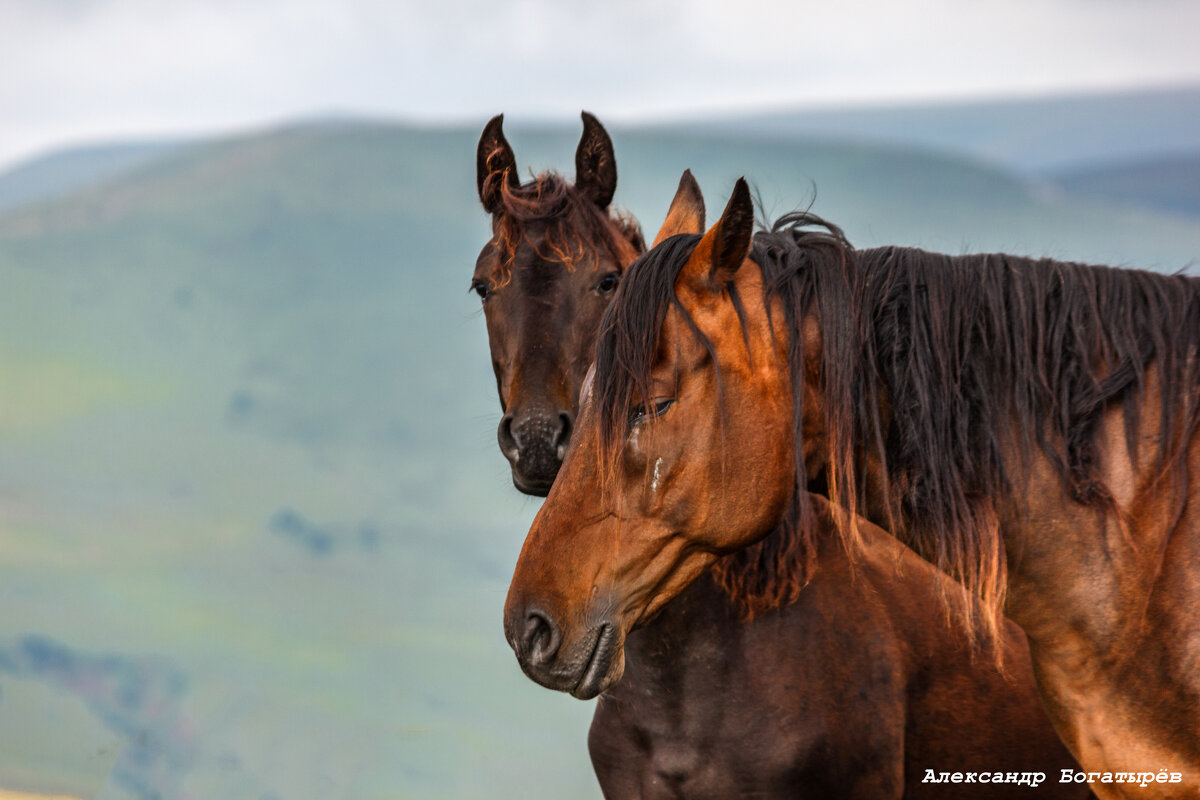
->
[474, 112, 645, 495]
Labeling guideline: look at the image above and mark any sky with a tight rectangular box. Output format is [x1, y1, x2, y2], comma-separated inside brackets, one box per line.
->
[2, 0, 1199, 170]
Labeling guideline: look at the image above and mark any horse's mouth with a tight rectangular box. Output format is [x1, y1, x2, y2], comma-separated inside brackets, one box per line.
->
[571, 623, 617, 700]
[511, 472, 553, 497]
[506, 440, 563, 497]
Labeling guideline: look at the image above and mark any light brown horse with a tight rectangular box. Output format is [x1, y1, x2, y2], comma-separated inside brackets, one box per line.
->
[489, 159, 1090, 797]
[504, 175, 1200, 799]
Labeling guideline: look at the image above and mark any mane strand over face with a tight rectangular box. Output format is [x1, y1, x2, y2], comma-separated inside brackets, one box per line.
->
[594, 232, 702, 459]
[483, 172, 644, 288]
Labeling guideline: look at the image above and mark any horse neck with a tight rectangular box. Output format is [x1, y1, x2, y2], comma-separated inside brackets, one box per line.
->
[622, 574, 741, 686]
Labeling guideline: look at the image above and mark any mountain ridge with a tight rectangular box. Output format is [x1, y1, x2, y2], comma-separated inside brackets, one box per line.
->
[3, 83, 1197, 220]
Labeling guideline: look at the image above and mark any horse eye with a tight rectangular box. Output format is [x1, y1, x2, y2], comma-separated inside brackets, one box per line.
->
[471, 280, 490, 300]
[630, 398, 675, 426]
[596, 273, 619, 295]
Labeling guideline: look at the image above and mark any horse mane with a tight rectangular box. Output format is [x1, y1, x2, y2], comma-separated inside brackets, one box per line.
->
[482, 171, 644, 288]
[595, 210, 1200, 628]
[849, 242, 1200, 637]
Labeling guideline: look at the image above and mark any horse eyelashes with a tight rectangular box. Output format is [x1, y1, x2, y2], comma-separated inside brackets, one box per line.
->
[630, 398, 675, 425]
[597, 273, 620, 294]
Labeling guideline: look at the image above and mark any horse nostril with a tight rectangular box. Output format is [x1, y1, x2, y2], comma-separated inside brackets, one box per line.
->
[498, 414, 519, 462]
[522, 608, 561, 666]
[554, 412, 573, 461]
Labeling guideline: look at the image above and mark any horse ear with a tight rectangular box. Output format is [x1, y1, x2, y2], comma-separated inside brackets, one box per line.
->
[652, 170, 705, 247]
[684, 178, 754, 289]
[477, 114, 519, 214]
[575, 111, 617, 209]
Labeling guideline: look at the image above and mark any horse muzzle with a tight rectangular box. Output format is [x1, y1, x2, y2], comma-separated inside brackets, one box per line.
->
[497, 410, 573, 496]
[503, 604, 624, 699]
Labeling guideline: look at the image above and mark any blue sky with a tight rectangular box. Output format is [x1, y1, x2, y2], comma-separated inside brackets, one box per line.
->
[3, 0, 1199, 169]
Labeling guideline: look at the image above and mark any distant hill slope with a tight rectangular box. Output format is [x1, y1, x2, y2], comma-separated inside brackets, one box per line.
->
[3, 84, 1195, 220]
[684, 85, 1200, 174]
[0, 119, 1197, 800]
[0, 140, 191, 214]
[1050, 152, 1200, 220]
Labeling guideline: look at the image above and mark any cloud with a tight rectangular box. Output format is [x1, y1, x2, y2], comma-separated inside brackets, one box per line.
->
[1, 0, 1198, 168]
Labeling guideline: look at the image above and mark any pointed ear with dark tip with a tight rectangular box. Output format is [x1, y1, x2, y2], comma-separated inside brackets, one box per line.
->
[575, 111, 617, 208]
[680, 178, 755, 291]
[477, 114, 519, 214]
[652, 170, 706, 247]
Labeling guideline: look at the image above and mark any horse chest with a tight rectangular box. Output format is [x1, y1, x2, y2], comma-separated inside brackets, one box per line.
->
[588, 582, 831, 797]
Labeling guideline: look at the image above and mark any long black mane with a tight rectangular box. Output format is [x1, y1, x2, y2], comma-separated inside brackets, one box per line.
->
[595, 211, 1200, 626]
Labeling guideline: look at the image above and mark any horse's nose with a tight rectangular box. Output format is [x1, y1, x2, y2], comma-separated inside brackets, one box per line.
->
[508, 606, 562, 667]
[498, 413, 520, 463]
[497, 409, 573, 494]
[498, 410, 573, 459]
[553, 411, 572, 461]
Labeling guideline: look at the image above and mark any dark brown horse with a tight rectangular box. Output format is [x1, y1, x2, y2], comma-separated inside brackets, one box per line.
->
[479, 137, 1088, 797]
[474, 112, 644, 495]
[504, 175, 1200, 799]
[590, 493, 1090, 799]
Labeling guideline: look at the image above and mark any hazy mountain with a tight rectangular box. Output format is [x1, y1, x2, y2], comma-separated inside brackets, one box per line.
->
[4, 84, 1197, 221]
[0, 116, 1197, 799]
[683, 84, 1200, 174]
[1050, 151, 1200, 220]
[0, 140, 191, 214]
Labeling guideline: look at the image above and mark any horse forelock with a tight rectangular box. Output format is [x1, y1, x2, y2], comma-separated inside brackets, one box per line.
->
[485, 171, 644, 289]
[594, 232, 702, 468]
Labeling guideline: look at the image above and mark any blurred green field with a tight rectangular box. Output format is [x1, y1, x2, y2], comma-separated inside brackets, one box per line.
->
[0, 115, 1196, 799]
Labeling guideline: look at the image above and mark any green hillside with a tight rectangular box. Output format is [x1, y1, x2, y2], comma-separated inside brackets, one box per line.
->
[0, 119, 1197, 799]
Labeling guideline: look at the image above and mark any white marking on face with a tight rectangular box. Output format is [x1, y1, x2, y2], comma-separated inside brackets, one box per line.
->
[580, 363, 596, 407]
[651, 457, 663, 492]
